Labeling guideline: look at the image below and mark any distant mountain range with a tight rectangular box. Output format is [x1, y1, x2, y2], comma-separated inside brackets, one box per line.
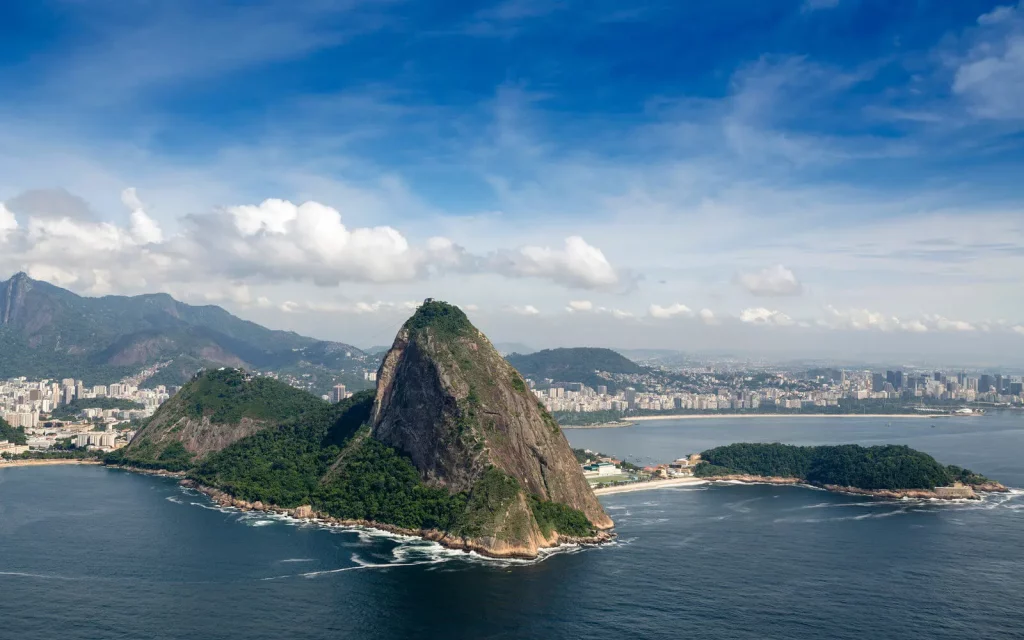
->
[0, 272, 369, 389]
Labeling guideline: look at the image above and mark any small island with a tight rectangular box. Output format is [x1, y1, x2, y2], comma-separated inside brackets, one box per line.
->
[693, 443, 1007, 499]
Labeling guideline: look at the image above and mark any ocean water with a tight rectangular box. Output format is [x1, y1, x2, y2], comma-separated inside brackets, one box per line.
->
[1, 413, 1022, 640]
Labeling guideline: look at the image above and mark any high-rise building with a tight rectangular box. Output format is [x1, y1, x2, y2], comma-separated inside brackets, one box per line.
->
[597, 385, 608, 396]
[330, 384, 348, 403]
[872, 373, 885, 393]
[979, 375, 994, 393]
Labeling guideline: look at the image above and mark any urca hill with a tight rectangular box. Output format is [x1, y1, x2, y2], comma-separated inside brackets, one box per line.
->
[110, 301, 613, 558]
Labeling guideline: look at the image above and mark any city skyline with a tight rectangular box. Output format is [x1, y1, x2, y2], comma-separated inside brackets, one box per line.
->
[1, 1, 1023, 358]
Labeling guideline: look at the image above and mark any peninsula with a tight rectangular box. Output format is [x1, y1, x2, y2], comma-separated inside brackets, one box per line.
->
[106, 301, 613, 558]
[692, 443, 1007, 499]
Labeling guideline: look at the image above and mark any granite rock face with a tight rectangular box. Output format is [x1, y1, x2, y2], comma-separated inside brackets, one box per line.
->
[371, 301, 613, 551]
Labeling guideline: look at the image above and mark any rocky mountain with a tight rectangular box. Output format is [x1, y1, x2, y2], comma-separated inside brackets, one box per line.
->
[372, 301, 613, 554]
[117, 369, 328, 470]
[0, 272, 367, 388]
[112, 301, 612, 558]
[506, 347, 643, 392]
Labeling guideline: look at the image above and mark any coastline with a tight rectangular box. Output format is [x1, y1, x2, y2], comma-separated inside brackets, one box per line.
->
[703, 474, 1009, 500]
[175, 478, 614, 560]
[0, 458, 102, 468]
[561, 413, 978, 428]
[592, 477, 707, 495]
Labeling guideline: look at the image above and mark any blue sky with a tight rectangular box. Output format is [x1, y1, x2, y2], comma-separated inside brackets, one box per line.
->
[1, 0, 1022, 362]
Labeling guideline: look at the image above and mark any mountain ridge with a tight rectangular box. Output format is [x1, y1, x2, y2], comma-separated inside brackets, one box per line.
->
[0, 272, 367, 388]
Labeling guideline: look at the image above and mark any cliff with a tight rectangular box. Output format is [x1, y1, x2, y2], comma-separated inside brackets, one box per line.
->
[370, 301, 613, 553]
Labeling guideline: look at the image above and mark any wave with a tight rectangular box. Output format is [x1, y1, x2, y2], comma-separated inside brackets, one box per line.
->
[278, 558, 314, 563]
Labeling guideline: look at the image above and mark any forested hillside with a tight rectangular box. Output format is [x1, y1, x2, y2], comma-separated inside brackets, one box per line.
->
[694, 443, 992, 490]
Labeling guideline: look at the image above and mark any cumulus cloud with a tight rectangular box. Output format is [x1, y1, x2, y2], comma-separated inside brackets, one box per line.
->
[820, 306, 901, 331]
[736, 264, 803, 297]
[0, 204, 17, 242]
[1, 191, 636, 295]
[121, 188, 164, 245]
[740, 307, 794, 326]
[928, 315, 976, 332]
[190, 198, 444, 284]
[566, 300, 593, 312]
[1013, 325, 1024, 335]
[649, 303, 693, 319]
[492, 236, 627, 290]
[512, 304, 541, 316]
[699, 308, 718, 325]
[816, 307, 986, 333]
[610, 308, 634, 320]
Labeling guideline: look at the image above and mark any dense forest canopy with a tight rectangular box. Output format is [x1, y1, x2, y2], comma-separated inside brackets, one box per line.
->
[177, 368, 327, 424]
[694, 443, 991, 490]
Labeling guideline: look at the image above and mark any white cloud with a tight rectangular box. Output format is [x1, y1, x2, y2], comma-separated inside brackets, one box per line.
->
[0, 204, 17, 242]
[610, 308, 634, 320]
[121, 188, 164, 245]
[276, 299, 420, 315]
[952, 3, 1024, 119]
[648, 303, 694, 319]
[929, 315, 977, 332]
[820, 306, 900, 331]
[699, 308, 718, 325]
[978, 4, 1018, 26]
[739, 307, 794, 326]
[736, 264, 803, 297]
[1013, 325, 1024, 335]
[901, 319, 929, 333]
[493, 236, 625, 290]
[464, 303, 480, 312]
[512, 304, 540, 316]
[566, 300, 593, 312]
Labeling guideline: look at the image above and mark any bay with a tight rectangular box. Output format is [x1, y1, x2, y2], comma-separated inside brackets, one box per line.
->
[1, 412, 1022, 640]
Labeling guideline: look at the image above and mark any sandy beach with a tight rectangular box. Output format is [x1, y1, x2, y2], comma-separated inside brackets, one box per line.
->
[592, 477, 708, 495]
[0, 459, 103, 468]
[626, 413, 970, 423]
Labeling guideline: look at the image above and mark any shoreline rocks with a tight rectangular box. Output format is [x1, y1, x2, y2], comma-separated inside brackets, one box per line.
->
[177, 479, 614, 560]
[708, 474, 1008, 500]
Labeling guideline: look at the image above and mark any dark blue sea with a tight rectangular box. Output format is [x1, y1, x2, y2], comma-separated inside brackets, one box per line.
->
[2, 413, 1023, 639]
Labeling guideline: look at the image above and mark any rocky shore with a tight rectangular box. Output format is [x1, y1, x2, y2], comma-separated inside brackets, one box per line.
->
[708, 474, 1008, 500]
[179, 479, 615, 560]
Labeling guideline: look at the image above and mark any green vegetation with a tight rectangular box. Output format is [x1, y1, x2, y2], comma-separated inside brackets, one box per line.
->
[694, 443, 990, 490]
[0, 272, 366, 386]
[317, 435, 467, 532]
[458, 467, 523, 538]
[506, 348, 641, 393]
[404, 300, 474, 338]
[48, 397, 144, 420]
[178, 369, 327, 424]
[190, 392, 374, 506]
[530, 496, 595, 537]
[0, 416, 28, 445]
